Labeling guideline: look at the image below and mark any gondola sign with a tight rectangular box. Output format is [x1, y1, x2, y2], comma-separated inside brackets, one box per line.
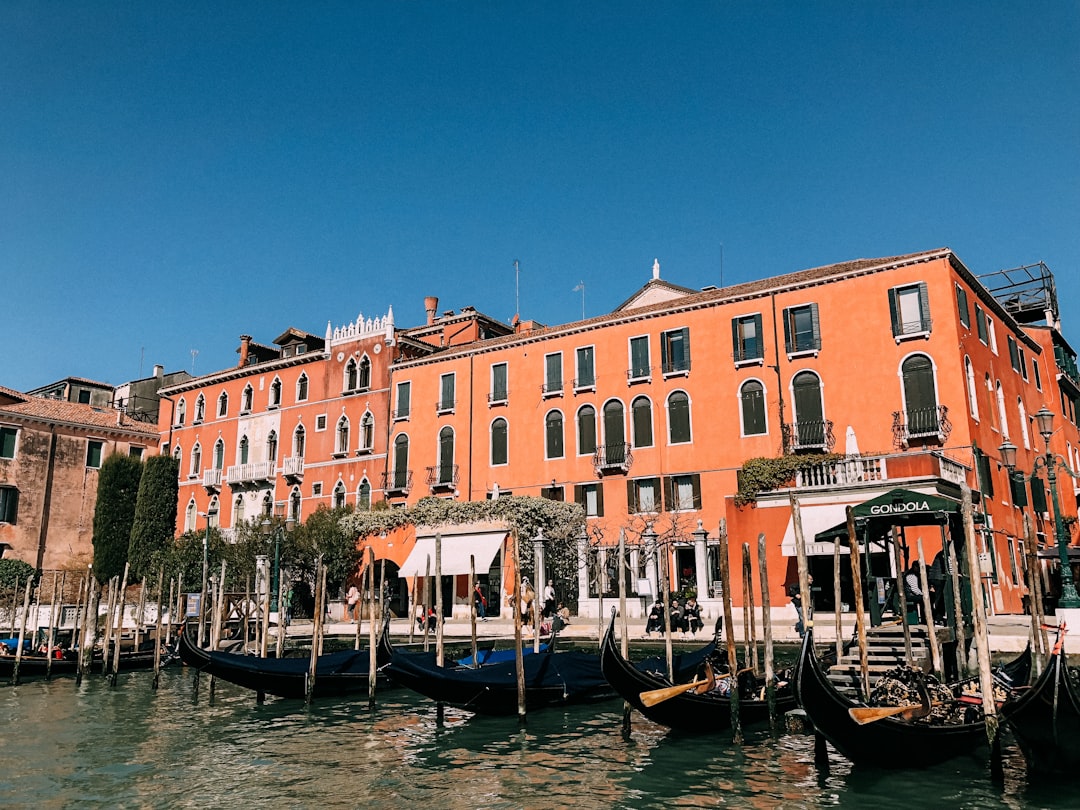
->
[868, 499, 932, 515]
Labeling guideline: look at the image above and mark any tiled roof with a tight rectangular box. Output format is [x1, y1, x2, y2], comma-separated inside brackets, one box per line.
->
[0, 397, 159, 436]
[0, 385, 29, 403]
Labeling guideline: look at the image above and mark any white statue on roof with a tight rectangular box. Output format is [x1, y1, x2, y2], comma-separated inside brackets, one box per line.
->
[652, 258, 660, 280]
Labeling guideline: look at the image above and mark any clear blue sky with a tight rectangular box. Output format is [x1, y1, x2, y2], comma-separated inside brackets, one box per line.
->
[2, 3, 1077, 391]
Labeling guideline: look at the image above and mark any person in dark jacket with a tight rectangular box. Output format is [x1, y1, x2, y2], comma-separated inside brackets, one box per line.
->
[644, 599, 664, 638]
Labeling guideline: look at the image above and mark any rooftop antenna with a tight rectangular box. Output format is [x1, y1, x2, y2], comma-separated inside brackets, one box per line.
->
[139, 346, 145, 378]
[190, 349, 199, 375]
[720, 243, 724, 288]
[513, 259, 520, 319]
[573, 281, 585, 319]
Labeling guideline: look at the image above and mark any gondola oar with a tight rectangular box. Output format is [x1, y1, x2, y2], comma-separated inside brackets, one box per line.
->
[640, 678, 710, 707]
[848, 704, 931, 725]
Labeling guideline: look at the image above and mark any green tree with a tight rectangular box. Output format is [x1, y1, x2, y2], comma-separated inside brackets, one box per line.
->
[91, 452, 144, 581]
[127, 454, 179, 580]
[291, 505, 362, 597]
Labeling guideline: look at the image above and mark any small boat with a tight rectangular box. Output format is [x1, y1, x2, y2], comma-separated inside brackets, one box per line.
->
[0, 641, 168, 680]
[599, 611, 795, 733]
[1001, 630, 1080, 775]
[384, 626, 716, 717]
[178, 627, 391, 699]
[793, 627, 1030, 768]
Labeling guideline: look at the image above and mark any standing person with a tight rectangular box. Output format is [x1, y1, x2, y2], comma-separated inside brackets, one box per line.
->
[789, 582, 807, 638]
[928, 550, 947, 624]
[346, 584, 361, 623]
[473, 583, 488, 621]
[904, 562, 924, 623]
[543, 580, 556, 618]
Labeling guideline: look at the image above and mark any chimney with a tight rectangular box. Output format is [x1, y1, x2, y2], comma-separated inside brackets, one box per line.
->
[238, 335, 252, 368]
[153, 364, 164, 381]
[424, 296, 438, 326]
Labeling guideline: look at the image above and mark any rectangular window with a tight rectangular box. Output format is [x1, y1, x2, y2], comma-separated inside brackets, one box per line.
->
[1008, 335, 1021, 372]
[86, 440, 104, 469]
[77, 389, 91, 404]
[661, 327, 690, 374]
[312, 482, 323, 496]
[888, 283, 931, 337]
[0, 486, 17, 524]
[315, 414, 327, 431]
[540, 485, 564, 502]
[665, 474, 702, 511]
[975, 448, 994, 498]
[439, 373, 455, 412]
[732, 314, 764, 363]
[629, 336, 651, 380]
[490, 363, 508, 403]
[1009, 474, 1028, 507]
[1033, 359, 1042, 390]
[988, 319, 998, 354]
[395, 382, 411, 419]
[782, 303, 821, 354]
[956, 284, 970, 328]
[627, 477, 661, 513]
[544, 352, 563, 395]
[0, 426, 17, 459]
[1019, 346, 1028, 381]
[574, 483, 604, 517]
[1031, 475, 1048, 514]
[129, 446, 144, 459]
[575, 346, 595, 389]
[975, 306, 988, 344]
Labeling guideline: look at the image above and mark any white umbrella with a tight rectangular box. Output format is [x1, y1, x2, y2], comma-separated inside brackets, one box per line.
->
[845, 425, 860, 457]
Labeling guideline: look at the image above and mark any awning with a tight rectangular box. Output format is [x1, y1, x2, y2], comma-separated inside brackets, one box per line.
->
[398, 531, 506, 578]
[780, 505, 855, 557]
[815, 487, 959, 541]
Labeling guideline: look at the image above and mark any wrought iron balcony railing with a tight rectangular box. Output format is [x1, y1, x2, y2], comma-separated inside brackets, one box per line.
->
[382, 469, 413, 496]
[426, 464, 460, 491]
[593, 441, 632, 475]
[892, 405, 952, 448]
[782, 419, 835, 453]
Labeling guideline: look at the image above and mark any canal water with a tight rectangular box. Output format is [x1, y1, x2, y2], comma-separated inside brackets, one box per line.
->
[0, 665, 1071, 809]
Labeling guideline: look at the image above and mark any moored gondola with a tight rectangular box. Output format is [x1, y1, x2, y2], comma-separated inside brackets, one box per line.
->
[178, 626, 391, 699]
[599, 611, 794, 733]
[794, 627, 991, 768]
[384, 625, 716, 716]
[1, 641, 169, 680]
[1001, 630, 1080, 775]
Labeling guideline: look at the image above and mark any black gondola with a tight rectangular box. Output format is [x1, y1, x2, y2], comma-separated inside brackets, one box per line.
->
[599, 611, 794, 733]
[1002, 632, 1080, 775]
[1, 641, 169, 680]
[383, 625, 716, 717]
[793, 627, 1030, 769]
[178, 627, 391, 699]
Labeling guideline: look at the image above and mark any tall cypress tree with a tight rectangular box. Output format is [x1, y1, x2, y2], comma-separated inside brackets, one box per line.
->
[127, 454, 180, 580]
[91, 453, 144, 581]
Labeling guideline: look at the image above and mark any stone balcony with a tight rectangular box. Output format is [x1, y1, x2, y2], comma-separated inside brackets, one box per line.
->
[226, 460, 275, 485]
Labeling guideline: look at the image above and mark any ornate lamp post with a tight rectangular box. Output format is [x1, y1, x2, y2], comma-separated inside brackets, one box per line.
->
[261, 513, 295, 613]
[1000, 404, 1080, 611]
[198, 504, 218, 647]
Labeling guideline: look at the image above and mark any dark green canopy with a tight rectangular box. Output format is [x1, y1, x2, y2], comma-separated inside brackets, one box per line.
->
[815, 488, 960, 542]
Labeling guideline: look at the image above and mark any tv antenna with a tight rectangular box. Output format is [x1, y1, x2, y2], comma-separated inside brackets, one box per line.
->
[190, 349, 199, 375]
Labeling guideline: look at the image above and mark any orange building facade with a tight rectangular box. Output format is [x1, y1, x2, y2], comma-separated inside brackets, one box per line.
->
[161, 250, 1080, 622]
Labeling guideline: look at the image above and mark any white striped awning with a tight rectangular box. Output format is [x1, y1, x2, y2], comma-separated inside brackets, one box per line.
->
[398, 531, 506, 578]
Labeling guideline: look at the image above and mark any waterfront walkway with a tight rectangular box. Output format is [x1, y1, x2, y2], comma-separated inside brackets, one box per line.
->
[307, 611, 1038, 653]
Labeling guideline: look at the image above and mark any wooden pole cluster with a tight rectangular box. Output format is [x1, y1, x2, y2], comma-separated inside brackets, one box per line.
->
[661, 535, 673, 681]
[11, 576, 32, 686]
[742, 543, 759, 675]
[961, 484, 998, 745]
[756, 532, 777, 731]
[833, 538, 843, 662]
[916, 535, 942, 676]
[45, 571, 59, 681]
[305, 556, 327, 705]
[846, 506, 870, 701]
[891, 527, 914, 666]
[946, 526, 968, 679]
[1024, 512, 1047, 674]
[469, 555, 478, 668]
[368, 546, 378, 709]
[513, 529, 526, 722]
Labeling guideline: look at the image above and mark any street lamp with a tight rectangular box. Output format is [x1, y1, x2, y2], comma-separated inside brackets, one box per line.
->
[198, 504, 218, 647]
[1000, 404, 1080, 611]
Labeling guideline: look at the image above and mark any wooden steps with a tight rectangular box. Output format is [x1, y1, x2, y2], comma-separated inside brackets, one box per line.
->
[826, 624, 953, 698]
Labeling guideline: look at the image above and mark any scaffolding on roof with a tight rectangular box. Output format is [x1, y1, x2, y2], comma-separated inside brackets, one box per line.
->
[976, 261, 1058, 325]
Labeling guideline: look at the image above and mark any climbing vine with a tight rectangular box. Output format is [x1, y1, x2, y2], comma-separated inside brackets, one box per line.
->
[735, 452, 843, 507]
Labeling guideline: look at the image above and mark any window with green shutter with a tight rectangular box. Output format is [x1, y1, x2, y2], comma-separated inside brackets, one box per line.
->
[975, 306, 988, 344]
[629, 336, 650, 379]
[86, 440, 104, 469]
[732, 314, 764, 362]
[956, 284, 970, 328]
[889, 283, 931, 337]
[783, 304, 821, 354]
[661, 327, 690, 374]
[0, 426, 17, 459]
[0, 486, 17, 524]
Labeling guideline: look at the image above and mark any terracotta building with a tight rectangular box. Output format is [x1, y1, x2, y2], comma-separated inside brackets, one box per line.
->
[159, 250, 1080, 621]
[0, 385, 159, 569]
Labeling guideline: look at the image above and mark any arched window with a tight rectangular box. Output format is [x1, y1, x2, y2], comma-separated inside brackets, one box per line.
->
[173, 445, 182, 466]
[296, 373, 309, 402]
[176, 398, 187, 426]
[740, 380, 767, 436]
[288, 488, 301, 522]
[901, 354, 939, 437]
[965, 357, 979, 419]
[293, 424, 306, 458]
[667, 391, 691, 444]
[233, 494, 245, 527]
[1018, 398, 1031, 449]
[336, 416, 350, 454]
[792, 371, 825, 449]
[194, 395, 205, 423]
[217, 391, 228, 417]
[333, 480, 346, 508]
[491, 418, 508, 466]
[213, 439, 224, 470]
[344, 358, 358, 391]
[190, 443, 202, 476]
[358, 356, 371, 390]
[266, 430, 278, 462]
[996, 381, 1009, 438]
[241, 385, 253, 413]
[360, 412, 374, 452]
[631, 397, 653, 448]
[238, 435, 250, 465]
[602, 400, 626, 466]
[985, 374, 998, 430]
[269, 377, 282, 408]
[185, 499, 196, 532]
[437, 426, 455, 484]
[357, 479, 371, 510]
[545, 411, 564, 459]
[577, 405, 597, 455]
[392, 435, 410, 489]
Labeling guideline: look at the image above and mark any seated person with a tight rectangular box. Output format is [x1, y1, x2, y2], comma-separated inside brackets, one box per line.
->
[644, 599, 664, 638]
[684, 597, 704, 635]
